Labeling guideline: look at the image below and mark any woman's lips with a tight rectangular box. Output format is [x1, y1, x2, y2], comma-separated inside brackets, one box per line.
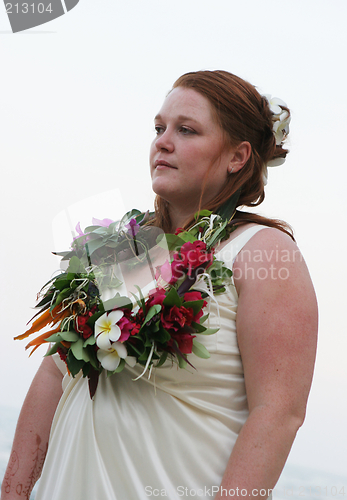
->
[154, 159, 177, 169]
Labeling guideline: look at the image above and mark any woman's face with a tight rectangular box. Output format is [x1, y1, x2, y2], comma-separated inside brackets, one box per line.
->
[150, 87, 235, 213]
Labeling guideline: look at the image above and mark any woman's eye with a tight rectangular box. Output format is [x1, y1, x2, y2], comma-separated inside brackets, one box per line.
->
[155, 125, 164, 135]
[179, 126, 195, 135]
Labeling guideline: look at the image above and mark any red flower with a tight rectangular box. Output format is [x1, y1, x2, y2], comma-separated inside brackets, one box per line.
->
[168, 332, 195, 354]
[170, 257, 186, 282]
[176, 241, 214, 276]
[161, 305, 194, 332]
[184, 291, 203, 302]
[147, 288, 167, 307]
[183, 291, 208, 323]
[175, 227, 184, 235]
[57, 346, 68, 362]
[131, 324, 141, 336]
[76, 313, 93, 339]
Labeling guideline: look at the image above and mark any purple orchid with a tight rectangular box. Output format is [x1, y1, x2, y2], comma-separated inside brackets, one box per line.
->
[125, 218, 140, 237]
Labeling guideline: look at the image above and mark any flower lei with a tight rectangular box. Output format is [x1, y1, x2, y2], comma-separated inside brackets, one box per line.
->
[15, 209, 234, 398]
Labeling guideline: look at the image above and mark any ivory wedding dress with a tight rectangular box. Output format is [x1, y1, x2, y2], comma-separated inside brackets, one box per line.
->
[35, 225, 267, 500]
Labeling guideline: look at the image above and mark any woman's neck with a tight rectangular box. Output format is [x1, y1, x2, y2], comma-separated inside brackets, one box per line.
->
[168, 205, 198, 232]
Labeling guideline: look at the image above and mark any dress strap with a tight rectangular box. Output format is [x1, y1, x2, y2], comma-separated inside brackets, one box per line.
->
[215, 225, 269, 266]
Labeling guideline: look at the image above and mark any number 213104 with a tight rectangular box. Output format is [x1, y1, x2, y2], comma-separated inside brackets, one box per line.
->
[6, 3, 53, 13]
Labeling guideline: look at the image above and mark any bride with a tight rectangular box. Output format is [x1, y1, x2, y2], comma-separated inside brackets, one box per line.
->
[1, 70, 318, 500]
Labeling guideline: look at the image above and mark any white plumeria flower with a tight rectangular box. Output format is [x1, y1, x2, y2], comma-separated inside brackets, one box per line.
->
[94, 310, 124, 351]
[97, 341, 136, 371]
[263, 94, 291, 145]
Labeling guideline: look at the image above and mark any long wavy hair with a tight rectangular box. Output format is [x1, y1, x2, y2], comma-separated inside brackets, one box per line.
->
[152, 70, 293, 239]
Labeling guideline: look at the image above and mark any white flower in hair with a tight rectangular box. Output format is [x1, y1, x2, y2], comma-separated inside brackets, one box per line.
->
[262, 94, 291, 185]
[264, 95, 291, 146]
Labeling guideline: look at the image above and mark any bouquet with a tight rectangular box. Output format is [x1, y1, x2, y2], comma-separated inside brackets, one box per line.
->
[15, 209, 233, 398]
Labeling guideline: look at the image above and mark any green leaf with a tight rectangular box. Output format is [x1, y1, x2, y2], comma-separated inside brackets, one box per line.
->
[44, 332, 63, 343]
[44, 342, 61, 356]
[102, 295, 132, 312]
[52, 288, 72, 309]
[91, 227, 109, 236]
[177, 353, 187, 369]
[194, 209, 212, 219]
[83, 336, 96, 347]
[85, 238, 107, 256]
[190, 321, 206, 333]
[182, 299, 204, 315]
[133, 285, 146, 311]
[177, 232, 198, 244]
[67, 256, 86, 274]
[59, 331, 79, 342]
[127, 343, 144, 358]
[88, 310, 104, 325]
[107, 358, 126, 375]
[206, 223, 228, 249]
[66, 351, 85, 377]
[191, 322, 218, 335]
[36, 293, 55, 309]
[199, 314, 209, 324]
[70, 338, 90, 362]
[156, 234, 186, 252]
[82, 364, 91, 377]
[120, 210, 142, 229]
[149, 326, 171, 344]
[143, 304, 162, 325]
[86, 347, 99, 369]
[53, 277, 73, 291]
[155, 351, 168, 368]
[163, 287, 182, 307]
[192, 339, 211, 359]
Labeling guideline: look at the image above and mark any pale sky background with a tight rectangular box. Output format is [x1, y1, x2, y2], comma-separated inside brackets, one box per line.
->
[1, 0, 346, 480]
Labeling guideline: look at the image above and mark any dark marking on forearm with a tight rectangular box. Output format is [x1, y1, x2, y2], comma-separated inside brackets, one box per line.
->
[4, 435, 48, 499]
[21, 434, 48, 499]
[3, 450, 19, 493]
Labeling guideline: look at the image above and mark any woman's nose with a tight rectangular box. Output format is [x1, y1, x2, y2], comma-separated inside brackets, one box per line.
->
[155, 130, 174, 152]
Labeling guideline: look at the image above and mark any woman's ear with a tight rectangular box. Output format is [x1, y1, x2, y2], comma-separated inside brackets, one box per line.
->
[227, 141, 252, 174]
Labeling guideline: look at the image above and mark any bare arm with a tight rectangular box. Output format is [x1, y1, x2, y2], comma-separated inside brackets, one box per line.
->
[215, 228, 318, 499]
[1, 356, 63, 500]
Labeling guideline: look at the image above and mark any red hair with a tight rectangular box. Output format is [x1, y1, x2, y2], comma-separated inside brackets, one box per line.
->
[153, 70, 293, 239]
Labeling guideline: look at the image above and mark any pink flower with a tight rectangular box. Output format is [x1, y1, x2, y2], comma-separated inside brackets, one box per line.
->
[155, 260, 173, 284]
[117, 315, 133, 342]
[155, 258, 185, 285]
[92, 217, 114, 227]
[73, 222, 91, 244]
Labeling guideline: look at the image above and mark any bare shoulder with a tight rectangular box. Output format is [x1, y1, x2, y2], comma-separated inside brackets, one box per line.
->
[234, 226, 318, 416]
[233, 226, 307, 291]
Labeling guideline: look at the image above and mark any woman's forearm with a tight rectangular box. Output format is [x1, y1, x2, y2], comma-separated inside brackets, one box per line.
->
[214, 405, 304, 500]
[1, 356, 63, 500]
